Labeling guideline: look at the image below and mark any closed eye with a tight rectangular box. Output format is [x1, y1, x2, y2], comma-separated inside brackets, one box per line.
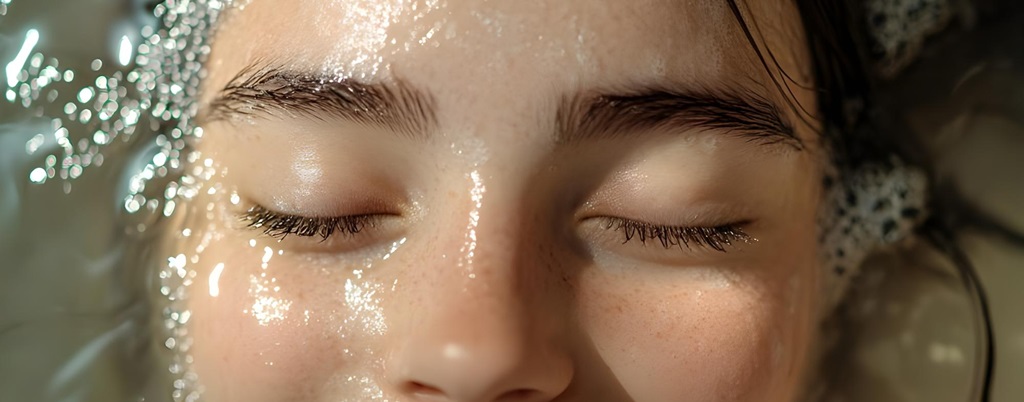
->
[240, 205, 385, 241]
[600, 217, 753, 252]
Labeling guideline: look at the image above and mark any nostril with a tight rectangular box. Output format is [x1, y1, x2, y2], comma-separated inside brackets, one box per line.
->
[401, 382, 543, 401]
[496, 388, 541, 401]
[404, 381, 446, 397]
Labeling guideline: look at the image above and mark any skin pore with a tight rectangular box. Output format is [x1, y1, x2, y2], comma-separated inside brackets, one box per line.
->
[175, 0, 826, 401]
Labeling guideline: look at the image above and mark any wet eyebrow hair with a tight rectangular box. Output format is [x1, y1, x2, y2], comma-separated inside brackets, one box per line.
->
[204, 64, 801, 150]
[557, 87, 802, 150]
[202, 64, 438, 139]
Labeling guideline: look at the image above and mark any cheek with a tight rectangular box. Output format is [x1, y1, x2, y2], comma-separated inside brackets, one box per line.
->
[579, 260, 818, 401]
[184, 239, 391, 401]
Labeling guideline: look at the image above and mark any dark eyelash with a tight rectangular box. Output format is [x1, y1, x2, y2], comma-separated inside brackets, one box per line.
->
[239, 205, 750, 251]
[240, 205, 378, 240]
[604, 217, 752, 252]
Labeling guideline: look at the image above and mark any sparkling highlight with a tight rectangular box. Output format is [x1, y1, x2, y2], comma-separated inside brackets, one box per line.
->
[208, 262, 225, 297]
[5, 29, 38, 88]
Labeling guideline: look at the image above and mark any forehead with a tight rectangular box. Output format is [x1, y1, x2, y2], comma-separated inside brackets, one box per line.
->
[205, 0, 807, 99]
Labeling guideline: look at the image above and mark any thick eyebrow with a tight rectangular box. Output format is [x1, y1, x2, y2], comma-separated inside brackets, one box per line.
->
[204, 65, 799, 149]
[201, 65, 438, 139]
[556, 87, 803, 150]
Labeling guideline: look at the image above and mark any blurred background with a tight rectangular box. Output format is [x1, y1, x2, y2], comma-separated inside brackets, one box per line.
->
[0, 1, 1021, 401]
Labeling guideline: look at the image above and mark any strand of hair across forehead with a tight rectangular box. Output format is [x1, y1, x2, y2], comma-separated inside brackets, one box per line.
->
[724, 0, 820, 133]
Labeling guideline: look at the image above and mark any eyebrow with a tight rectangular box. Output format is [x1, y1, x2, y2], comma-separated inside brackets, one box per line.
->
[202, 65, 438, 139]
[557, 87, 802, 150]
[204, 65, 801, 150]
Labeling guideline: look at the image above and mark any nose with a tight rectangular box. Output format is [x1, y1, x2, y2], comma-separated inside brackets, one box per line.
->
[390, 310, 573, 402]
[387, 214, 573, 401]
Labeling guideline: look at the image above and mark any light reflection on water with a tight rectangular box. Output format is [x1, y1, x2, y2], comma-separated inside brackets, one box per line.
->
[1, 0, 216, 401]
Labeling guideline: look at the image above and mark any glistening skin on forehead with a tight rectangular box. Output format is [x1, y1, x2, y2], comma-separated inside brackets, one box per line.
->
[201, 64, 804, 151]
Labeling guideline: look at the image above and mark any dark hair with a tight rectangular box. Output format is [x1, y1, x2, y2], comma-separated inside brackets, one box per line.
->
[725, 1, 998, 400]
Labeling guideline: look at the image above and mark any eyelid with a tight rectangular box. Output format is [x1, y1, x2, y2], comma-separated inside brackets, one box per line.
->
[578, 188, 755, 228]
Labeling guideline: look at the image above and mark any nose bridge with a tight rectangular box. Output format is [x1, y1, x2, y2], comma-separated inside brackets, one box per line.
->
[437, 168, 547, 309]
[386, 171, 572, 401]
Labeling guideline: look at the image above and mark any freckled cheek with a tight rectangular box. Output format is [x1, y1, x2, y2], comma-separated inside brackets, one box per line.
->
[581, 281, 780, 401]
[186, 248, 362, 400]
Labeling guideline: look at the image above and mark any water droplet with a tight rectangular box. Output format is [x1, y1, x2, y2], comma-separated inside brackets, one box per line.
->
[118, 35, 133, 66]
[28, 168, 46, 183]
[76, 87, 93, 103]
[92, 130, 108, 145]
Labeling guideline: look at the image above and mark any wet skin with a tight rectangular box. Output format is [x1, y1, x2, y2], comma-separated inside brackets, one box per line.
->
[177, 0, 826, 401]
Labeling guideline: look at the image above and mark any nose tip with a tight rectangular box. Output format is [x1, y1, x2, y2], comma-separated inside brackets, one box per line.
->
[389, 324, 573, 402]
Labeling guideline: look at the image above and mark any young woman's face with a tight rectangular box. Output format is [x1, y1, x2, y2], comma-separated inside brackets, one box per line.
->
[177, 0, 825, 400]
